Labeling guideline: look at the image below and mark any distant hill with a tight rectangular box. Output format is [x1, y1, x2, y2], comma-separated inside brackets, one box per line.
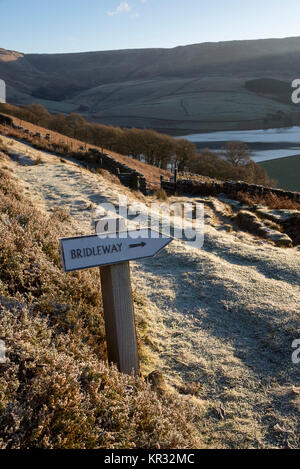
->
[1, 37, 300, 134]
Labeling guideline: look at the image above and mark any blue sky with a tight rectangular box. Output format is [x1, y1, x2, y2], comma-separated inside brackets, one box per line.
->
[1, 0, 300, 54]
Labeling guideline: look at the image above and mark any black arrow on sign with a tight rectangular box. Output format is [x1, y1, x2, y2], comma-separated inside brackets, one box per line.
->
[129, 242, 146, 249]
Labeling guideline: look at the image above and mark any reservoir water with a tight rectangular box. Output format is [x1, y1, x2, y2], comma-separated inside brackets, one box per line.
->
[183, 126, 300, 162]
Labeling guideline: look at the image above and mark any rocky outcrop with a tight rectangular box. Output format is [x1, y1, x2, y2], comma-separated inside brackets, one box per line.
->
[281, 215, 300, 246]
[235, 210, 293, 247]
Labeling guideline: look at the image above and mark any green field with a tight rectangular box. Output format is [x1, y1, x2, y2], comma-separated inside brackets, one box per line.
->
[260, 154, 300, 192]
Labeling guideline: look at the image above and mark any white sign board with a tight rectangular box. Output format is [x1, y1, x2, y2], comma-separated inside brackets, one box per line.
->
[60, 229, 172, 272]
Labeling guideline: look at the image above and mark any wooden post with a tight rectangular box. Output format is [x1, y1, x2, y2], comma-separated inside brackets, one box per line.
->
[131, 172, 139, 190]
[100, 262, 139, 375]
[174, 168, 178, 193]
[134, 175, 141, 191]
[174, 168, 178, 184]
[96, 220, 139, 376]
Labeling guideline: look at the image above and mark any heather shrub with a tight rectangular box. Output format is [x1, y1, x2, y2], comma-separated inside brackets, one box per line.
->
[50, 206, 71, 222]
[154, 188, 168, 201]
[0, 304, 202, 449]
[95, 168, 121, 185]
[34, 155, 42, 165]
[0, 168, 106, 352]
[236, 191, 300, 211]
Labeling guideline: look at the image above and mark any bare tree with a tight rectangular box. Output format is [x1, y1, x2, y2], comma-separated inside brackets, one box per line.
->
[174, 139, 197, 172]
[223, 141, 250, 166]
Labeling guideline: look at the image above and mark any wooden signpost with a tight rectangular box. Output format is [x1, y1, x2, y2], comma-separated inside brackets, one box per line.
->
[60, 224, 172, 375]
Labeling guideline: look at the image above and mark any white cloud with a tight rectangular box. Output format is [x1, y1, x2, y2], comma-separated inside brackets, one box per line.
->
[140, 0, 147, 3]
[107, 2, 132, 16]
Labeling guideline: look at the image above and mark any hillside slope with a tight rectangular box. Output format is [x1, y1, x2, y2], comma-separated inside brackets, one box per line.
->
[260, 154, 300, 192]
[0, 134, 299, 448]
[0, 112, 171, 188]
[1, 37, 300, 133]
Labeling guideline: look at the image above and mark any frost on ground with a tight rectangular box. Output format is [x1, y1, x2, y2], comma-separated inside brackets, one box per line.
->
[1, 136, 300, 449]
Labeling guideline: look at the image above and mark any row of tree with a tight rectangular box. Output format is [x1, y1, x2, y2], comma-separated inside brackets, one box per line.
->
[0, 102, 274, 186]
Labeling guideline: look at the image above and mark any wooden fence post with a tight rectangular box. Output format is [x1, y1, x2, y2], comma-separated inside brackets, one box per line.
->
[174, 169, 178, 184]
